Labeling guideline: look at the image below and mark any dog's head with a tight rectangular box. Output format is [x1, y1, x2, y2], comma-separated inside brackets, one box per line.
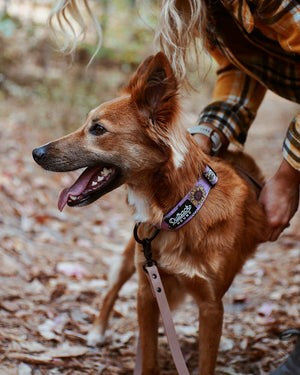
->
[32, 52, 185, 211]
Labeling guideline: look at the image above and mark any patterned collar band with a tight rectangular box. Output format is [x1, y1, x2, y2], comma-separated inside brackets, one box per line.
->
[160, 165, 218, 231]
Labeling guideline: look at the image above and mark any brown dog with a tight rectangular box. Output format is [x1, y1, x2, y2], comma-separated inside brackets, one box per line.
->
[33, 52, 266, 374]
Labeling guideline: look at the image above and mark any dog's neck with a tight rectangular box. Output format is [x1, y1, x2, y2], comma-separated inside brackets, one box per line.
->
[126, 125, 210, 226]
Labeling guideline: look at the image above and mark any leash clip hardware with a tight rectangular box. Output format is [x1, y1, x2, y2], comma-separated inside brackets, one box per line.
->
[143, 259, 157, 273]
[133, 223, 160, 272]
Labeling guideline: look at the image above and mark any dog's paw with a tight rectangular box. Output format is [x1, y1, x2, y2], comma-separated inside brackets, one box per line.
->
[86, 328, 105, 347]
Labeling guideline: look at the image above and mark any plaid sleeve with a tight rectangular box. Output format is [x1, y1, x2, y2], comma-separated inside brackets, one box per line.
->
[254, 0, 300, 55]
[199, 49, 267, 147]
[283, 115, 300, 171]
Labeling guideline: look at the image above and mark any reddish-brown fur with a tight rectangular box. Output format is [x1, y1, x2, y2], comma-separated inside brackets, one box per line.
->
[35, 53, 266, 374]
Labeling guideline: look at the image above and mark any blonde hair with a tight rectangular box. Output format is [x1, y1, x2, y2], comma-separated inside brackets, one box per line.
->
[50, 0, 207, 83]
[49, 0, 102, 60]
[156, 0, 207, 83]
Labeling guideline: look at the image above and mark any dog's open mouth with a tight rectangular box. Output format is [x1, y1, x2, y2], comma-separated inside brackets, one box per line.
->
[58, 165, 121, 211]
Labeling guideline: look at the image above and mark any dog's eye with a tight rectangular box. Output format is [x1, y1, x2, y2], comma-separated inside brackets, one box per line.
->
[90, 123, 107, 136]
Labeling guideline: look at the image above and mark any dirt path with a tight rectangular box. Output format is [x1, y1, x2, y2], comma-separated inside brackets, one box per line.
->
[0, 89, 299, 375]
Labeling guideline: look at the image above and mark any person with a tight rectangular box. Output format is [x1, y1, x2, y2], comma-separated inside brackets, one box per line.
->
[51, 1, 300, 373]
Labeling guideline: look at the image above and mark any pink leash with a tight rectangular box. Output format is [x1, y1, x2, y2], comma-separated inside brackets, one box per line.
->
[133, 225, 190, 375]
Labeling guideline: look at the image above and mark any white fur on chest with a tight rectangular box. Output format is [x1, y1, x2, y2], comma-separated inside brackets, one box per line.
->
[127, 188, 150, 222]
[157, 242, 209, 281]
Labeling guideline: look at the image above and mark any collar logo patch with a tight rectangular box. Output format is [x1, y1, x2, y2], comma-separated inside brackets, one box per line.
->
[167, 199, 197, 229]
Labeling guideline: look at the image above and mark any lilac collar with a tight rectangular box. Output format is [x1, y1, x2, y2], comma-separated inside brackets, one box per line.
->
[160, 165, 218, 230]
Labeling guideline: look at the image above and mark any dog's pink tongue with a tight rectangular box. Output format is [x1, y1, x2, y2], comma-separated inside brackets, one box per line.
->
[58, 167, 100, 211]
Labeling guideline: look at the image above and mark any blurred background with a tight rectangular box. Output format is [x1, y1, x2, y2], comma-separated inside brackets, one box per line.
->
[0, 1, 299, 374]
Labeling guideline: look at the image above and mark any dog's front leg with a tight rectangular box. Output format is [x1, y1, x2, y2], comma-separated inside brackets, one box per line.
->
[87, 237, 136, 346]
[137, 269, 160, 375]
[198, 300, 223, 375]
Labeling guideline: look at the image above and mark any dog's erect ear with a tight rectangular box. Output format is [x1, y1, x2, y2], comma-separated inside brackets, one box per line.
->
[125, 55, 155, 93]
[127, 52, 178, 126]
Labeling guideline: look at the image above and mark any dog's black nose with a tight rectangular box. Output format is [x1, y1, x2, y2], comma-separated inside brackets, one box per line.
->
[32, 146, 47, 163]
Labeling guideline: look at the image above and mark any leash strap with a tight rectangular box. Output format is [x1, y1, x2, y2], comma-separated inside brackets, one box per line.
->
[235, 165, 263, 196]
[134, 264, 190, 375]
[133, 224, 189, 375]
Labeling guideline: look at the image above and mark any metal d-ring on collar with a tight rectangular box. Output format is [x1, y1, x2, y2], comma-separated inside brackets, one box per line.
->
[133, 223, 160, 268]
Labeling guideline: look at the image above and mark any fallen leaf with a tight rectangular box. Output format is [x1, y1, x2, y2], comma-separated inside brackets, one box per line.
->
[37, 314, 69, 341]
[8, 343, 89, 365]
[258, 303, 276, 317]
[19, 341, 47, 353]
[56, 262, 88, 279]
[38, 319, 60, 341]
[18, 363, 32, 375]
[220, 337, 235, 352]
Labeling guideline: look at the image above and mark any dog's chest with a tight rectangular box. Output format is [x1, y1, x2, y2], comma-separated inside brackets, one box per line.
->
[155, 240, 209, 281]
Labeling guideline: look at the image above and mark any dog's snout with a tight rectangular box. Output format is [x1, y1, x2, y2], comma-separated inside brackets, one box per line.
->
[32, 145, 47, 163]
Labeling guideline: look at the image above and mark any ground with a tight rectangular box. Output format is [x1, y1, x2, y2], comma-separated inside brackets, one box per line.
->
[0, 53, 299, 374]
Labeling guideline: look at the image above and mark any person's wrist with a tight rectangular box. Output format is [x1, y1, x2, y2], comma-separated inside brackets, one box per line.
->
[275, 159, 300, 185]
[209, 124, 229, 151]
[193, 133, 212, 154]
[192, 123, 229, 155]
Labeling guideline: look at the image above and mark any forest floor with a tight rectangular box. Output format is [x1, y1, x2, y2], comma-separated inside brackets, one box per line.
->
[0, 43, 299, 374]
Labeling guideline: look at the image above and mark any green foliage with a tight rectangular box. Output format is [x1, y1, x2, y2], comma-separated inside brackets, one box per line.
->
[77, 0, 158, 64]
[0, 0, 159, 133]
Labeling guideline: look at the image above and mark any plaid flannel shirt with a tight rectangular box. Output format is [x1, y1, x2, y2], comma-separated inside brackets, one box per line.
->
[199, 0, 300, 170]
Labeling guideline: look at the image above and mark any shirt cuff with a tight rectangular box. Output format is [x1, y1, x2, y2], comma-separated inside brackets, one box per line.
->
[198, 101, 255, 148]
[282, 115, 300, 171]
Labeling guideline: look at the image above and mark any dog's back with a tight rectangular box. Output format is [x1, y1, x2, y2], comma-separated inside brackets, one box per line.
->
[224, 150, 265, 187]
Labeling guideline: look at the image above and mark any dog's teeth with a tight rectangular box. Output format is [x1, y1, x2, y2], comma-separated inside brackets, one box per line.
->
[70, 195, 77, 201]
[92, 181, 97, 186]
[101, 168, 111, 177]
[97, 176, 104, 182]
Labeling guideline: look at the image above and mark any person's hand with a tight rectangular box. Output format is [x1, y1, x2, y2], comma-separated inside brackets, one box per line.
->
[259, 159, 300, 241]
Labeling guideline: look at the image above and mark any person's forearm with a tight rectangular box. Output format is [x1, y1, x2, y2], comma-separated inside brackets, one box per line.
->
[275, 159, 300, 185]
[199, 55, 266, 148]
